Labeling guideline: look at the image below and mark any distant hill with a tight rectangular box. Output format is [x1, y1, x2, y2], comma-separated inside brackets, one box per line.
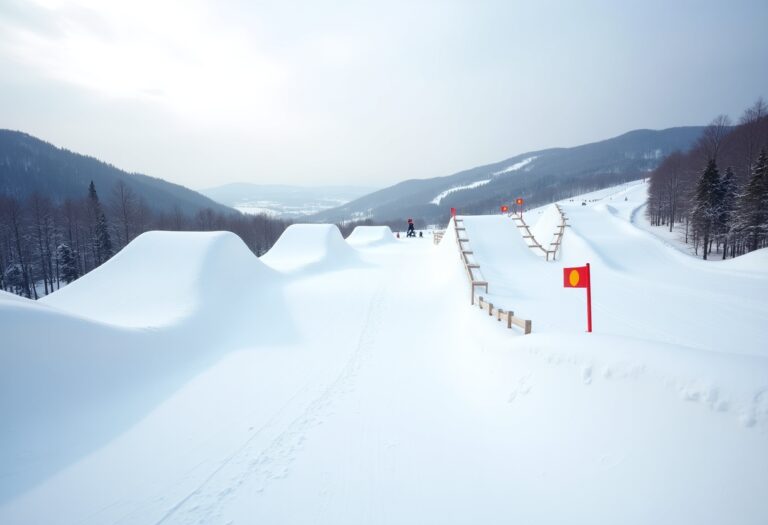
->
[202, 183, 376, 218]
[0, 130, 234, 216]
[310, 127, 706, 225]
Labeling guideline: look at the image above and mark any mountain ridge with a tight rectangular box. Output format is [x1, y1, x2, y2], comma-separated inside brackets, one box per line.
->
[310, 126, 707, 225]
[0, 129, 234, 216]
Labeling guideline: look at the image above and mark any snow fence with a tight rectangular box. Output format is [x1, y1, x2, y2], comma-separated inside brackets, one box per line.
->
[452, 216, 532, 334]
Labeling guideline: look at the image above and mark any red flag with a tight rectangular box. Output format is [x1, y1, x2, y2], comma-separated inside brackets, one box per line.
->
[563, 263, 592, 332]
[563, 265, 590, 288]
[450, 207, 457, 217]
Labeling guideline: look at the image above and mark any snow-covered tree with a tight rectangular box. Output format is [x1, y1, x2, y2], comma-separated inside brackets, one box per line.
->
[691, 159, 722, 259]
[95, 212, 113, 264]
[56, 243, 79, 284]
[3, 263, 25, 296]
[718, 167, 738, 258]
[735, 149, 768, 253]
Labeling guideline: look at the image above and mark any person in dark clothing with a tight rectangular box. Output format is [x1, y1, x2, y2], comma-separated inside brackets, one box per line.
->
[407, 218, 416, 237]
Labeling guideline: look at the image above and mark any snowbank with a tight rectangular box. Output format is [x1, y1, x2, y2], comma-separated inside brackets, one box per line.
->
[261, 224, 360, 272]
[346, 225, 397, 247]
[0, 289, 33, 305]
[528, 204, 562, 255]
[42, 231, 275, 328]
[708, 246, 768, 273]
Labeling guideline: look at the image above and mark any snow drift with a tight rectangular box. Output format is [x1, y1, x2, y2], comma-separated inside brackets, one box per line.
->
[2, 232, 293, 503]
[42, 231, 277, 328]
[261, 224, 360, 272]
[527, 204, 562, 254]
[346, 225, 397, 247]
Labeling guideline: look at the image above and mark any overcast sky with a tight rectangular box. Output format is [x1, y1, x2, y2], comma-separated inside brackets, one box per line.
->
[1, 0, 767, 190]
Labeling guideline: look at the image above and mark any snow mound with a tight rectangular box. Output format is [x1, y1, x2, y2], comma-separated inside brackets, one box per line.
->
[346, 226, 397, 247]
[42, 231, 273, 328]
[261, 224, 360, 272]
[0, 289, 33, 305]
[528, 204, 562, 254]
[715, 247, 768, 273]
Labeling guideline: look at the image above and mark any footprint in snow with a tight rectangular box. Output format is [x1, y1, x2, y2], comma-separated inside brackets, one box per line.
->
[508, 373, 533, 403]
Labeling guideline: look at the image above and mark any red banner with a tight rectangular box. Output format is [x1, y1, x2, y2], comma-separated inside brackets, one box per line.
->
[563, 263, 592, 332]
[563, 265, 590, 288]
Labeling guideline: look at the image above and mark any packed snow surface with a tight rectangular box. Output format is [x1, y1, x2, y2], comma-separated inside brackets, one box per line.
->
[345, 225, 397, 247]
[260, 223, 359, 272]
[1, 181, 767, 524]
[41, 231, 275, 327]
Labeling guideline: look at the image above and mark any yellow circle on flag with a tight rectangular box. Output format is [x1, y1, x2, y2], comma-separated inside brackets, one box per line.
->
[569, 269, 580, 287]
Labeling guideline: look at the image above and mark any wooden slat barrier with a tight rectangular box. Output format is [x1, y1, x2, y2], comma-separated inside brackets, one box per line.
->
[433, 230, 446, 245]
[510, 214, 551, 259]
[508, 204, 569, 261]
[549, 204, 570, 260]
[477, 296, 532, 334]
[452, 216, 532, 335]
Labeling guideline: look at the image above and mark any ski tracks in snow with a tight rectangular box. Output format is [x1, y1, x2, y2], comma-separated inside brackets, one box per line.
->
[152, 284, 388, 525]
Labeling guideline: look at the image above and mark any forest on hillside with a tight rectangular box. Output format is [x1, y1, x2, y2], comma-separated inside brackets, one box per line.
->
[0, 175, 385, 299]
[0, 181, 294, 298]
[647, 99, 768, 259]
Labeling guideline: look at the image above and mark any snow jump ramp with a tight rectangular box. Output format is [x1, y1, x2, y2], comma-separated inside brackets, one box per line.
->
[261, 224, 361, 272]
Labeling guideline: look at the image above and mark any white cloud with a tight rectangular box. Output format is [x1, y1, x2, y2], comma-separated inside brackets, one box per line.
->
[0, 0, 286, 122]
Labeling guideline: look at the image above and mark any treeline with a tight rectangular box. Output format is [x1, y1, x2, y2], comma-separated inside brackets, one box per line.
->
[0, 181, 291, 298]
[647, 99, 768, 259]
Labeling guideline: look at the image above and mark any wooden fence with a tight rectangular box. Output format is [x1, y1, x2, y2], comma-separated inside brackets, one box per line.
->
[452, 216, 532, 334]
[549, 204, 570, 260]
[509, 205, 569, 261]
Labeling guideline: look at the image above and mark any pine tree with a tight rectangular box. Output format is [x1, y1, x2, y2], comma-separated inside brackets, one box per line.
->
[718, 167, 737, 259]
[3, 263, 25, 295]
[95, 212, 113, 264]
[56, 243, 79, 283]
[691, 159, 722, 260]
[88, 180, 100, 211]
[86, 181, 114, 265]
[735, 149, 768, 253]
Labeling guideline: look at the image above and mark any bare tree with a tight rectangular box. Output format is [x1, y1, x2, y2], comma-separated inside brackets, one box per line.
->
[1, 197, 33, 298]
[698, 114, 732, 162]
[738, 97, 768, 175]
[111, 181, 137, 247]
[29, 193, 56, 295]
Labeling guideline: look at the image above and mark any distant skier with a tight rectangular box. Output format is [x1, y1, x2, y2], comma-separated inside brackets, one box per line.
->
[406, 218, 416, 237]
[418, 231, 423, 238]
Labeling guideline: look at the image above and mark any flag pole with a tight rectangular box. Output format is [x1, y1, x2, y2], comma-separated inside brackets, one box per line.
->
[586, 263, 592, 333]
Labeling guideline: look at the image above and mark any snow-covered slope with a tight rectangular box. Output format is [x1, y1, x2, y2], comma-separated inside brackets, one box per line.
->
[1, 182, 767, 524]
[42, 231, 276, 327]
[346, 225, 397, 247]
[261, 224, 360, 272]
